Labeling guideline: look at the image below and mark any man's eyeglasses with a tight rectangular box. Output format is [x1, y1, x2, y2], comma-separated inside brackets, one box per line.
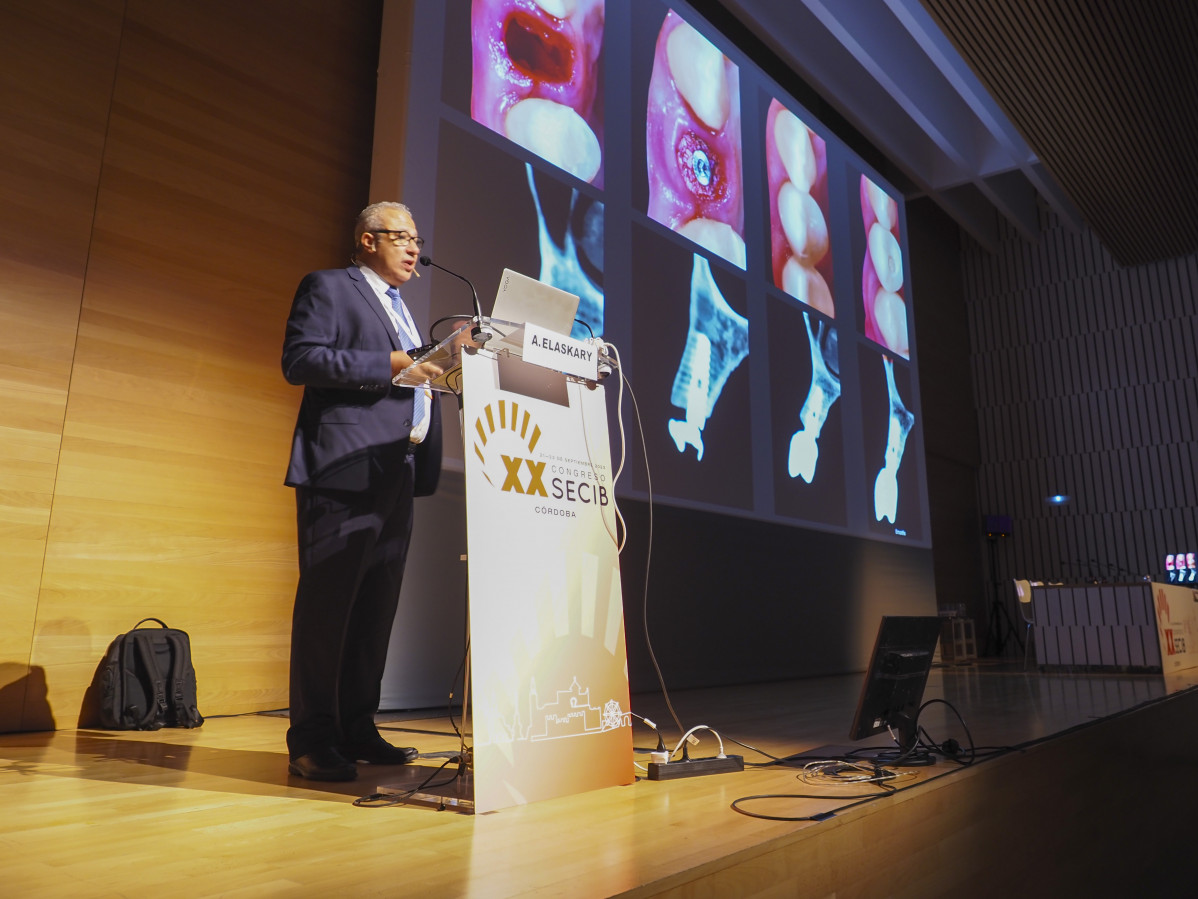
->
[370, 230, 425, 249]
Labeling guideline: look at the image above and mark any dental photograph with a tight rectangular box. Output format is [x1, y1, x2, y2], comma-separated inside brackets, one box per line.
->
[765, 96, 835, 319]
[850, 165, 910, 360]
[635, 2, 746, 271]
[442, 0, 608, 187]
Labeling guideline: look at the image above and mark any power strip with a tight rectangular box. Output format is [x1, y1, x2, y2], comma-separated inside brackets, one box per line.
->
[646, 754, 744, 780]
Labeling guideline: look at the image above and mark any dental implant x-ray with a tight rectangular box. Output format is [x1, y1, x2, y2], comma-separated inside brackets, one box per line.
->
[873, 355, 914, 524]
[667, 254, 749, 461]
[787, 312, 840, 484]
[525, 163, 605, 338]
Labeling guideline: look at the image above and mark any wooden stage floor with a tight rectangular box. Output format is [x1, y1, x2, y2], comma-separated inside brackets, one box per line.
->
[3, 661, 1198, 898]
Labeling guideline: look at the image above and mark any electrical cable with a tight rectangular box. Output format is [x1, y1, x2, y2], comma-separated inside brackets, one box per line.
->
[353, 755, 460, 808]
[913, 697, 977, 765]
[575, 339, 626, 554]
[730, 695, 977, 820]
[427, 313, 473, 344]
[445, 636, 470, 745]
[719, 733, 784, 765]
[666, 725, 728, 760]
[629, 711, 667, 753]
[731, 787, 895, 822]
[617, 369, 687, 738]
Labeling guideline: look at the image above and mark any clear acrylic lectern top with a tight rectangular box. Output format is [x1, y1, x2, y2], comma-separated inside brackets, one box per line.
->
[391, 317, 525, 394]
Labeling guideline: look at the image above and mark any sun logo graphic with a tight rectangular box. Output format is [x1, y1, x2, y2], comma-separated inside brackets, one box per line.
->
[472, 399, 548, 495]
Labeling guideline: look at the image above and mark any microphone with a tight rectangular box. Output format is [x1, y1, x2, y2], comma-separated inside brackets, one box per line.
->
[419, 255, 492, 344]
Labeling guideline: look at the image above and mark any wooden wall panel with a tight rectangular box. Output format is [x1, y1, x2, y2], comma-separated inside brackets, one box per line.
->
[9, 0, 383, 730]
[0, 0, 124, 730]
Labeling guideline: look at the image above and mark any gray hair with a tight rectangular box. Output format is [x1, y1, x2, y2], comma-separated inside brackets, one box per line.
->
[354, 200, 412, 237]
[353, 201, 413, 249]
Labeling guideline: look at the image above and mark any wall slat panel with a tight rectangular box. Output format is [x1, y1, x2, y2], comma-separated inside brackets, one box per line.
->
[965, 205, 1198, 597]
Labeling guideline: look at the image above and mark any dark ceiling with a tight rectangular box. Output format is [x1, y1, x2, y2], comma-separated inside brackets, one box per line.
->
[709, 0, 1198, 267]
[922, 0, 1198, 267]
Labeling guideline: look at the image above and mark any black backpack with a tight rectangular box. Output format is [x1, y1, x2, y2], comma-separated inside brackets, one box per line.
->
[98, 618, 204, 730]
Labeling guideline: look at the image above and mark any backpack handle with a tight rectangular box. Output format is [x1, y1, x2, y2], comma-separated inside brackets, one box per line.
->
[133, 617, 169, 630]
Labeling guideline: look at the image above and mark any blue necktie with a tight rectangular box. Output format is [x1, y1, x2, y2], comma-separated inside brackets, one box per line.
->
[385, 287, 427, 435]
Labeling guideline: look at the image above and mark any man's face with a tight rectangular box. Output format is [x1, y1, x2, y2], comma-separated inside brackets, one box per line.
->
[361, 210, 420, 286]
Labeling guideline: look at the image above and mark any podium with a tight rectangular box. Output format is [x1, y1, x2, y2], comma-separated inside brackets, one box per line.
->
[386, 318, 634, 813]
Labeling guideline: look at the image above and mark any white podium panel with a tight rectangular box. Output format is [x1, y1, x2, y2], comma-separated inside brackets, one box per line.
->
[461, 350, 633, 813]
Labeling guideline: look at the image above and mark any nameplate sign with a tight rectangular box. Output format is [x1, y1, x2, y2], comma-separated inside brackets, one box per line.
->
[522, 322, 598, 381]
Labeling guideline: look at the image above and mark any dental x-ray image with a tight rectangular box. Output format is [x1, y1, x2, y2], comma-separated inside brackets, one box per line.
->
[874, 355, 913, 524]
[787, 311, 840, 483]
[525, 163, 605, 338]
[767, 297, 846, 527]
[469, 0, 607, 186]
[667, 253, 749, 461]
[432, 120, 603, 329]
[631, 224, 752, 510]
[766, 97, 834, 317]
[859, 349, 921, 539]
[643, 7, 745, 269]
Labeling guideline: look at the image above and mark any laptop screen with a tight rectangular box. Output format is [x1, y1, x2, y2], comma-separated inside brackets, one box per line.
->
[490, 269, 579, 336]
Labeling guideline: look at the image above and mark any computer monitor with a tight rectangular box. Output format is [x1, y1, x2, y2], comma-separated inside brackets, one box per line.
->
[849, 616, 943, 756]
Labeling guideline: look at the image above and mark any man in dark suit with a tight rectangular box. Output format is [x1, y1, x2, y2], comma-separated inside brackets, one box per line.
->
[281, 201, 443, 781]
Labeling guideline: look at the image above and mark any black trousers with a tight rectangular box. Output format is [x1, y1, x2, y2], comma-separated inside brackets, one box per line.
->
[287, 456, 416, 758]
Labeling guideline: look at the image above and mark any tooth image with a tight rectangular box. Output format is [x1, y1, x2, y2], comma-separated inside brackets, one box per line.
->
[873, 289, 908, 356]
[867, 222, 903, 294]
[865, 179, 898, 231]
[506, 98, 602, 183]
[676, 218, 747, 269]
[787, 312, 840, 483]
[782, 258, 834, 318]
[773, 109, 816, 192]
[873, 356, 913, 524]
[534, 0, 576, 16]
[778, 181, 829, 266]
[665, 21, 730, 132]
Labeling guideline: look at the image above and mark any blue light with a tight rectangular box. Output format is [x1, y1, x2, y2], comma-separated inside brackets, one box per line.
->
[1045, 494, 1071, 505]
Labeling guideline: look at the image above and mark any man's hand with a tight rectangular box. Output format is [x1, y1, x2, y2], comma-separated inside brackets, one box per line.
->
[390, 350, 443, 383]
[407, 358, 445, 383]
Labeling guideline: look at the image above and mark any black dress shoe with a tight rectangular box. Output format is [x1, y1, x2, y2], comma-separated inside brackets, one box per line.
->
[288, 748, 358, 781]
[340, 735, 419, 765]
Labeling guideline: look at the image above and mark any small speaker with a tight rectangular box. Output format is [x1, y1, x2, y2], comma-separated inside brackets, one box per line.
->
[984, 514, 1012, 538]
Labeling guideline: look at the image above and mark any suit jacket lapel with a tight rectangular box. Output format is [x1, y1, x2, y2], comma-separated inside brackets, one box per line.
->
[346, 266, 402, 350]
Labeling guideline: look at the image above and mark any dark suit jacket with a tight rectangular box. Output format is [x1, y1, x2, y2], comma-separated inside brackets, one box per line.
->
[282, 266, 441, 496]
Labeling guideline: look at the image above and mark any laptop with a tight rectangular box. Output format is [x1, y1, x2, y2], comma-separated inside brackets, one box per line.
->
[488, 269, 580, 351]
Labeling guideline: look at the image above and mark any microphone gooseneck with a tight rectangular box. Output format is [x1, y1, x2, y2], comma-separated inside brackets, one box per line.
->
[419, 255, 492, 345]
